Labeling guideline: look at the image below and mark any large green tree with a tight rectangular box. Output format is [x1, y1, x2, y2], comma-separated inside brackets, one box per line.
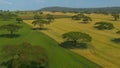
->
[0, 24, 22, 36]
[0, 43, 48, 68]
[32, 19, 49, 29]
[62, 32, 92, 47]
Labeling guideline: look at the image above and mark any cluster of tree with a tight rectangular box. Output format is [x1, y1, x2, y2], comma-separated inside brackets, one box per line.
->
[94, 22, 114, 30]
[61, 32, 92, 49]
[0, 43, 48, 68]
[0, 12, 17, 21]
[32, 14, 54, 29]
[72, 14, 92, 23]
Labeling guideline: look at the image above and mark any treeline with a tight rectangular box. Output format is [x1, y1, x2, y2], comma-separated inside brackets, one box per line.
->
[40, 6, 120, 14]
[0, 10, 17, 20]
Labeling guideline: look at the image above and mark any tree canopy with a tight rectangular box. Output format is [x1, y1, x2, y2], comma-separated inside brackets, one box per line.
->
[62, 32, 92, 47]
[0, 43, 48, 68]
[0, 24, 22, 36]
[32, 19, 49, 29]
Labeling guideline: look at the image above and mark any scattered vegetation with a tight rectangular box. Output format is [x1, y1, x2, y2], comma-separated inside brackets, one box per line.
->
[1, 6, 120, 68]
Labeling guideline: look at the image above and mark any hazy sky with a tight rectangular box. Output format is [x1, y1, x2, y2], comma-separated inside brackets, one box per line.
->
[0, 0, 120, 10]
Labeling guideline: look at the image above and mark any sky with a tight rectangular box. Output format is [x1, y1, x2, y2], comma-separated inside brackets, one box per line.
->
[0, 0, 120, 10]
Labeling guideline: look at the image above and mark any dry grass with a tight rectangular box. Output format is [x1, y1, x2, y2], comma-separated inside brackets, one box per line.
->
[24, 13, 120, 68]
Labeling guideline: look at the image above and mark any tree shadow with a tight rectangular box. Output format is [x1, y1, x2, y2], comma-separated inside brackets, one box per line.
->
[0, 34, 20, 38]
[79, 22, 90, 24]
[116, 31, 120, 34]
[32, 28, 49, 30]
[60, 41, 75, 49]
[60, 41, 88, 49]
[111, 38, 120, 44]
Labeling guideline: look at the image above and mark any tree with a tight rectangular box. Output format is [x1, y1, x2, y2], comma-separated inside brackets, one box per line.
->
[16, 17, 23, 23]
[62, 32, 92, 47]
[94, 22, 114, 30]
[82, 16, 92, 23]
[0, 24, 22, 36]
[111, 14, 119, 21]
[0, 12, 17, 21]
[32, 19, 49, 29]
[0, 43, 48, 68]
[72, 14, 84, 20]
[72, 15, 81, 20]
[46, 14, 54, 22]
[34, 14, 41, 20]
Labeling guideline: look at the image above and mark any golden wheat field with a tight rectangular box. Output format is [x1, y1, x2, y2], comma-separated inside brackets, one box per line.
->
[24, 13, 120, 68]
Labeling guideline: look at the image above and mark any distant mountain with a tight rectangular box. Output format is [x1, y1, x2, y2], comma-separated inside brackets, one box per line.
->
[40, 6, 120, 13]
